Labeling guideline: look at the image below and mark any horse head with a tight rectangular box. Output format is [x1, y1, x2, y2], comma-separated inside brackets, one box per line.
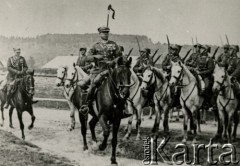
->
[141, 65, 155, 90]
[169, 60, 183, 87]
[56, 66, 67, 87]
[65, 63, 77, 88]
[212, 63, 228, 93]
[24, 71, 35, 97]
[111, 57, 133, 99]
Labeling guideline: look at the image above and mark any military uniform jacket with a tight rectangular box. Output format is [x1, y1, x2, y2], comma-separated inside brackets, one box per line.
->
[133, 55, 153, 74]
[162, 53, 181, 72]
[87, 40, 122, 73]
[217, 52, 230, 68]
[226, 55, 238, 75]
[7, 55, 28, 82]
[196, 54, 214, 78]
[231, 58, 240, 82]
[186, 52, 199, 68]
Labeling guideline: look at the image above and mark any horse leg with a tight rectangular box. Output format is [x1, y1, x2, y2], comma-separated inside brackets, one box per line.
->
[201, 108, 207, 124]
[79, 112, 88, 151]
[111, 119, 121, 165]
[99, 115, 110, 151]
[0, 104, 4, 127]
[163, 106, 170, 136]
[89, 114, 98, 143]
[123, 114, 133, 140]
[152, 103, 161, 140]
[219, 109, 227, 142]
[27, 105, 35, 130]
[67, 101, 76, 131]
[176, 107, 180, 122]
[192, 109, 198, 143]
[123, 102, 134, 140]
[227, 114, 233, 143]
[17, 111, 25, 140]
[136, 105, 142, 141]
[182, 108, 188, 144]
[196, 109, 201, 133]
[9, 106, 14, 128]
[148, 107, 153, 119]
[232, 111, 239, 142]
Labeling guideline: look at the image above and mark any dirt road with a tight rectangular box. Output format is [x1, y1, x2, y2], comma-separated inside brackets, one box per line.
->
[1, 107, 239, 166]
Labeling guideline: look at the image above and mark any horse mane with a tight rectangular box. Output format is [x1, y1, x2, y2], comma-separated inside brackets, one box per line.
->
[152, 67, 166, 82]
[181, 62, 196, 81]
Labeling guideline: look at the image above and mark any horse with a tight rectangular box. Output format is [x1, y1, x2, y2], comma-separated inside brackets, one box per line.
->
[141, 66, 172, 139]
[0, 81, 15, 128]
[63, 64, 90, 150]
[212, 64, 239, 143]
[88, 57, 132, 165]
[169, 61, 203, 143]
[123, 69, 154, 140]
[6, 71, 36, 140]
[56, 65, 87, 131]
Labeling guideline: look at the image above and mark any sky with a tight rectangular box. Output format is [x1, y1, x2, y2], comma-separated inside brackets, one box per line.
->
[0, 0, 239, 45]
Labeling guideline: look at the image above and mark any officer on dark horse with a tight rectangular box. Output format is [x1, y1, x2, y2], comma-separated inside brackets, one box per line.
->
[0, 48, 37, 109]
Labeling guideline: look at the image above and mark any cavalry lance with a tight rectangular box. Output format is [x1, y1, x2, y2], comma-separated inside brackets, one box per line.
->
[127, 48, 134, 58]
[166, 35, 170, 53]
[151, 49, 159, 60]
[212, 47, 219, 60]
[107, 4, 115, 27]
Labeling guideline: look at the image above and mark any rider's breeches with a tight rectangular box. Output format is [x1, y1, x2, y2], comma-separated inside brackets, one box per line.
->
[87, 70, 109, 101]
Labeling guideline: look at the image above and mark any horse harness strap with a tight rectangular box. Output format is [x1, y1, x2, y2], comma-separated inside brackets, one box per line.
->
[155, 82, 169, 102]
[180, 83, 197, 104]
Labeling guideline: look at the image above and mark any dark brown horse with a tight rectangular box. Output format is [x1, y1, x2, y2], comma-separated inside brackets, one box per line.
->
[89, 57, 132, 166]
[7, 71, 36, 140]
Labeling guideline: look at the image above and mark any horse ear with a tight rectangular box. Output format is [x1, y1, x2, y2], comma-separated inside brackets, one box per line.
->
[178, 60, 182, 66]
[126, 57, 132, 67]
[117, 57, 123, 66]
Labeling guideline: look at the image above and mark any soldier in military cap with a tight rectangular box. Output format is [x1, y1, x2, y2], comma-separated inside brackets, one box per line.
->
[2, 48, 28, 108]
[79, 26, 131, 117]
[76, 47, 93, 74]
[196, 45, 215, 96]
[162, 44, 182, 73]
[186, 44, 202, 69]
[133, 48, 153, 76]
[217, 44, 230, 69]
[229, 45, 240, 98]
[227, 45, 239, 75]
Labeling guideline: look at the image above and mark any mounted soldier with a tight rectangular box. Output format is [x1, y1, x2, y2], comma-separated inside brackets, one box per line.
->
[186, 44, 201, 69]
[133, 48, 153, 76]
[76, 47, 93, 74]
[1, 48, 37, 108]
[162, 44, 182, 108]
[195, 45, 214, 96]
[162, 44, 182, 74]
[229, 45, 240, 98]
[78, 26, 131, 117]
[217, 44, 230, 69]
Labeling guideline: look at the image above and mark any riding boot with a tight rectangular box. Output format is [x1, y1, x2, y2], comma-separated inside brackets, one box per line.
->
[79, 84, 96, 114]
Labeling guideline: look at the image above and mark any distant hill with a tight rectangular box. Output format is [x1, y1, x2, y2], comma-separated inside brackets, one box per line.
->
[0, 34, 221, 68]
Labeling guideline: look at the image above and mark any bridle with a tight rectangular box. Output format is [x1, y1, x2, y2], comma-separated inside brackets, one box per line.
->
[171, 66, 184, 86]
[20, 75, 35, 97]
[57, 68, 67, 86]
[214, 70, 228, 90]
[66, 68, 78, 87]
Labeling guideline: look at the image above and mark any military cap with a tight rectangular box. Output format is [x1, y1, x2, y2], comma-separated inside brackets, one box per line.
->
[79, 47, 87, 51]
[201, 45, 211, 53]
[171, 44, 182, 52]
[223, 44, 230, 49]
[119, 46, 124, 52]
[230, 45, 239, 53]
[194, 44, 202, 48]
[98, 26, 110, 33]
[13, 48, 21, 53]
[143, 48, 151, 54]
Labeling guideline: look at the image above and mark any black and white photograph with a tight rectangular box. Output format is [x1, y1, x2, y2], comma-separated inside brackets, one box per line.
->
[0, 0, 239, 165]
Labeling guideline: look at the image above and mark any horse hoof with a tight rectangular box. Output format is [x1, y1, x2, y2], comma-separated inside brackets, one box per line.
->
[192, 138, 198, 144]
[22, 137, 25, 140]
[28, 125, 33, 130]
[0, 123, 3, 127]
[9, 124, 14, 128]
[149, 116, 152, 119]
[68, 126, 74, 131]
[176, 118, 179, 122]
[99, 144, 107, 151]
[83, 146, 88, 151]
